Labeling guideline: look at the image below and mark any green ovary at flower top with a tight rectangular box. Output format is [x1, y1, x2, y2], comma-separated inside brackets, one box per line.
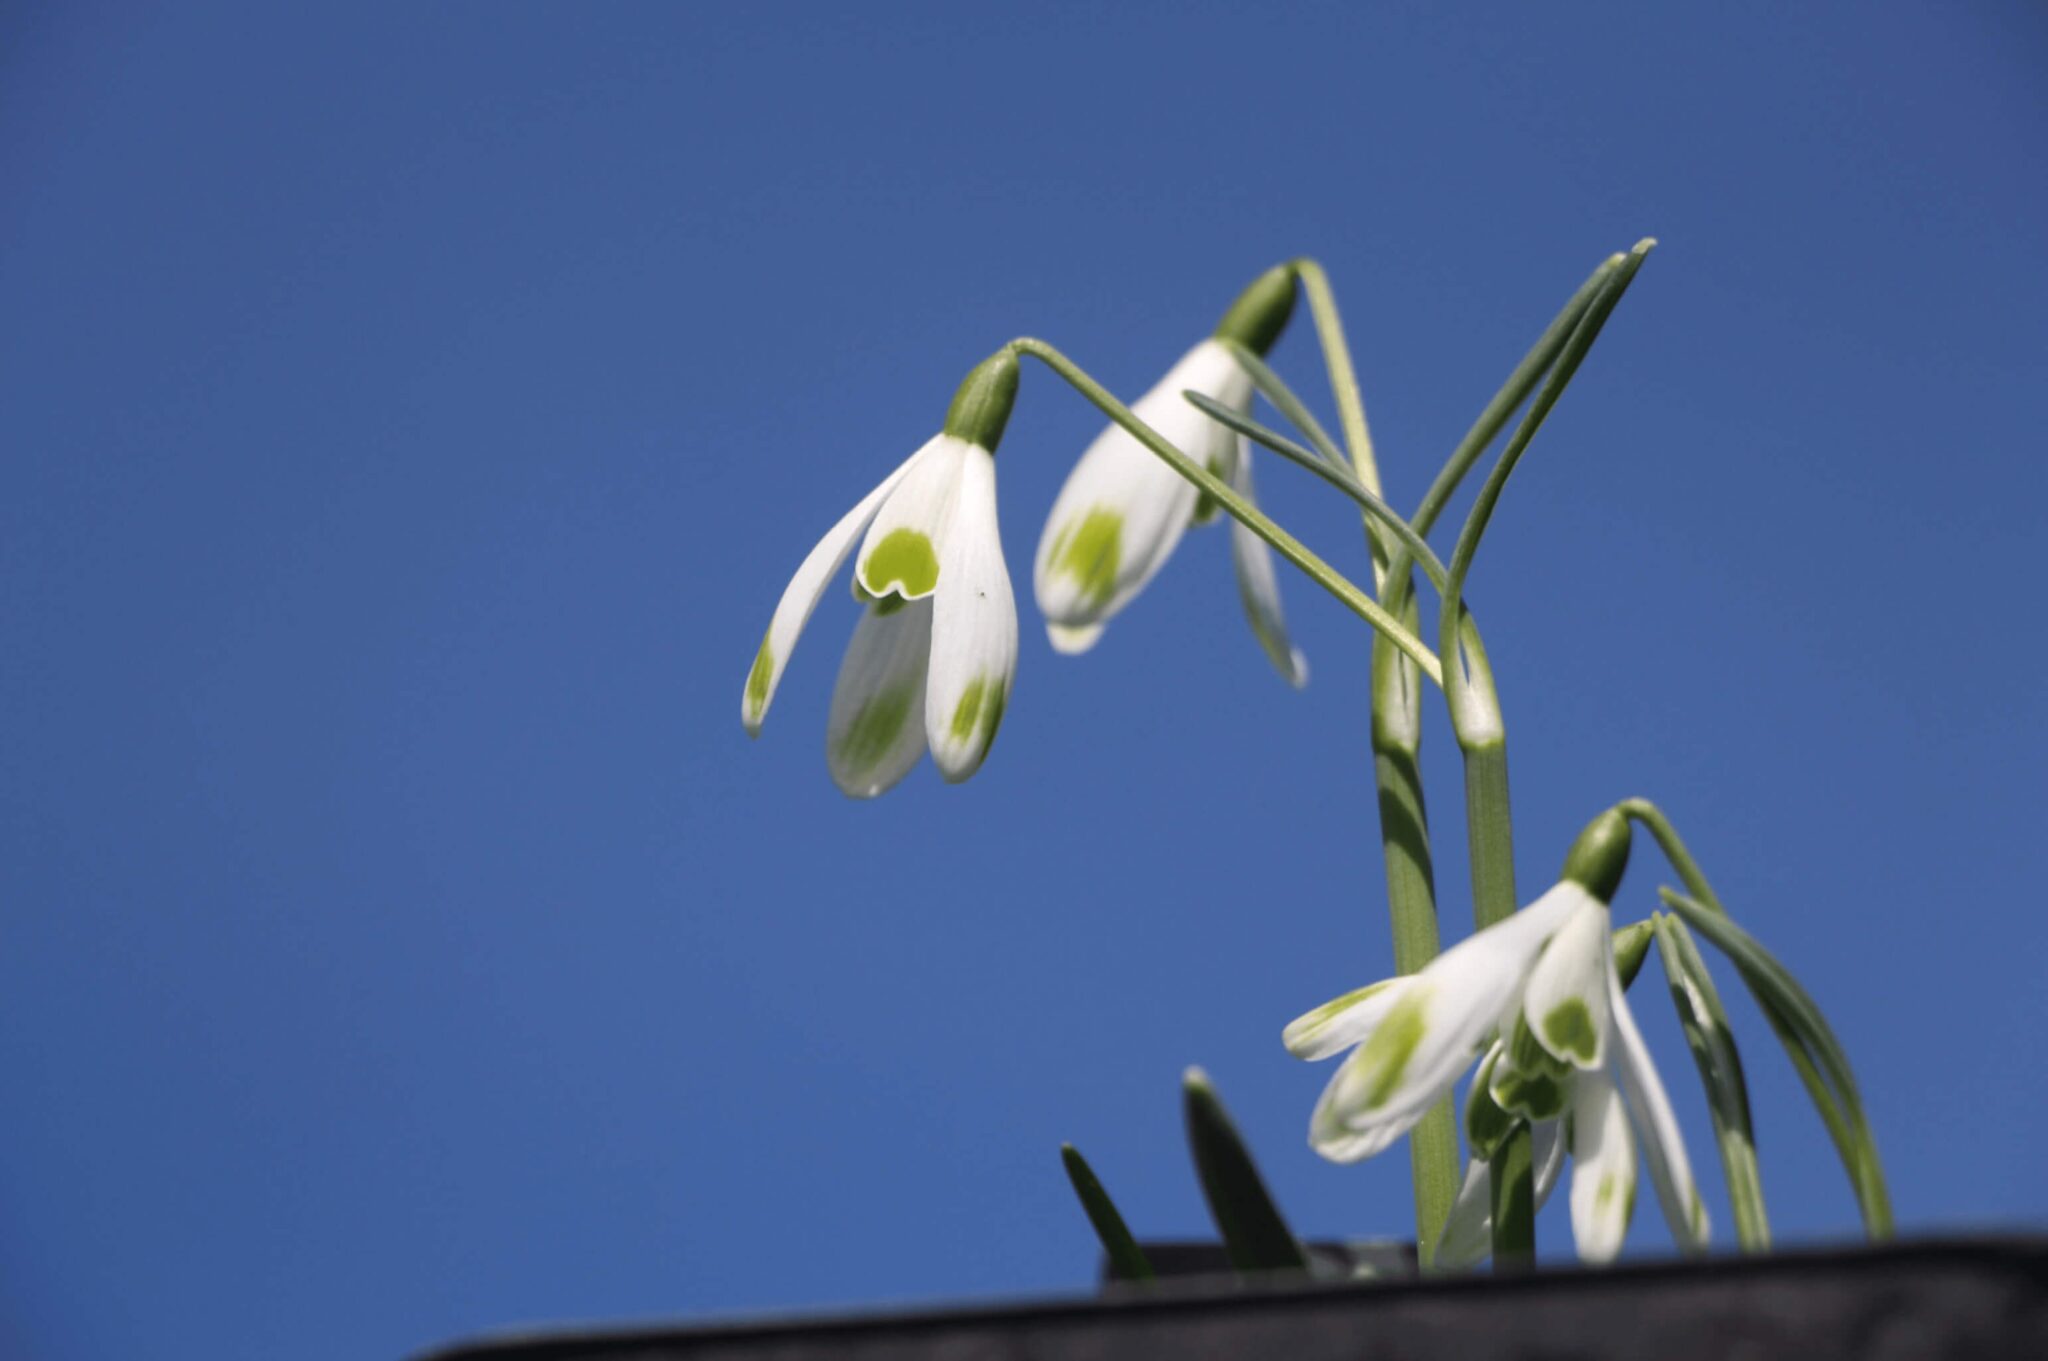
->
[739, 350, 1020, 798]
[1033, 265, 1308, 686]
[1284, 811, 1712, 1266]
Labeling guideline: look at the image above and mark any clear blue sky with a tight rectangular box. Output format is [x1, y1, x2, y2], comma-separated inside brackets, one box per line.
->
[5, 3, 2045, 1358]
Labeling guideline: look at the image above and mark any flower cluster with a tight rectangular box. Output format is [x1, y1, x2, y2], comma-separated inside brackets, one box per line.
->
[1284, 811, 1709, 1264]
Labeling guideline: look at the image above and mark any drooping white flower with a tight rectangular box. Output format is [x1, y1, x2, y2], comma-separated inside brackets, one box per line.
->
[742, 352, 1019, 797]
[1033, 266, 1308, 685]
[1285, 811, 1711, 1262]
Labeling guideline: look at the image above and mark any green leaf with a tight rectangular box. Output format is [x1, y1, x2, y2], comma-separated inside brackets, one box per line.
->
[1439, 242, 1654, 691]
[1215, 339, 1350, 470]
[1182, 391, 1449, 593]
[1658, 888, 1893, 1238]
[1652, 913, 1771, 1250]
[1182, 1067, 1308, 1274]
[1059, 1144, 1155, 1283]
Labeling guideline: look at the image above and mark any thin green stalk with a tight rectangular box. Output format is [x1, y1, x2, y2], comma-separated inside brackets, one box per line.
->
[1278, 269, 1459, 1263]
[1183, 393, 1450, 592]
[1371, 596, 1455, 1266]
[1461, 734, 1524, 1267]
[1010, 338, 1443, 687]
[1291, 258, 1388, 579]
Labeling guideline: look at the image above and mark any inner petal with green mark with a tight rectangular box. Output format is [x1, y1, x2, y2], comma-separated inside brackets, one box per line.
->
[1542, 999, 1600, 1065]
[836, 685, 915, 772]
[862, 528, 939, 599]
[1048, 507, 1123, 610]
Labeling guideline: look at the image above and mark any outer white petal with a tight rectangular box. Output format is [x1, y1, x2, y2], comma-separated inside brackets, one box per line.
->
[1609, 969, 1712, 1251]
[1034, 339, 1251, 635]
[1045, 620, 1105, 654]
[824, 598, 933, 798]
[1522, 893, 1614, 1070]
[1308, 885, 1582, 1162]
[1283, 978, 1400, 1060]
[855, 435, 968, 602]
[1569, 1066, 1638, 1264]
[1433, 1156, 1495, 1270]
[925, 445, 1016, 783]
[741, 451, 921, 734]
[1432, 1118, 1565, 1271]
[1226, 449, 1308, 687]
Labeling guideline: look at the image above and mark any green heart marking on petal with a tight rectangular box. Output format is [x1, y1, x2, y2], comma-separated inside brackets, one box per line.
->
[1355, 989, 1430, 1112]
[744, 635, 774, 720]
[836, 685, 915, 772]
[864, 528, 939, 598]
[1465, 1050, 1515, 1158]
[1543, 999, 1600, 1065]
[1050, 508, 1122, 609]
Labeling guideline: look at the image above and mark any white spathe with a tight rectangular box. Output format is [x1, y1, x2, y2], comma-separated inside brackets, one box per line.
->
[744, 434, 1017, 797]
[1033, 338, 1305, 684]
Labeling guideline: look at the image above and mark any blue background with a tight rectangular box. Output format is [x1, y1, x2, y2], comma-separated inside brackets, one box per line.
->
[5, 3, 2045, 1357]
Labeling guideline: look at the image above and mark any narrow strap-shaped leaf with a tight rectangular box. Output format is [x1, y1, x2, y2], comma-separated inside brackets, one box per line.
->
[1658, 889, 1893, 1237]
[1381, 253, 1622, 618]
[1182, 1067, 1308, 1273]
[1652, 913, 1771, 1250]
[1439, 242, 1654, 685]
[1215, 339, 1350, 471]
[1060, 1144, 1155, 1282]
[1183, 392, 1450, 592]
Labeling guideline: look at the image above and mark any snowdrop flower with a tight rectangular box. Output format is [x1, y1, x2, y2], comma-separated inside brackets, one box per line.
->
[1284, 811, 1710, 1261]
[742, 351, 1020, 798]
[1033, 266, 1308, 684]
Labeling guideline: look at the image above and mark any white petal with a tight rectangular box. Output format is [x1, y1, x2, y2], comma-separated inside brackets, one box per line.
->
[1283, 978, 1400, 1060]
[1522, 893, 1614, 1070]
[1431, 1118, 1564, 1271]
[1045, 620, 1105, 654]
[741, 451, 921, 735]
[1227, 450, 1308, 687]
[1309, 887, 1581, 1161]
[1034, 339, 1250, 635]
[925, 446, 1017, 783]
[1432, 1156, 1495, 1270]
[1569, 1066, 1638, 1264]
[824, 598, 933, 798]
[1609, 969, 1712, 1251]
[855, 435, 968, 603]
[1302, 892, 1572, 1154]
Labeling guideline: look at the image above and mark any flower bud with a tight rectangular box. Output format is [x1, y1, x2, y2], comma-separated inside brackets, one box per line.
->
[942, 348, 1021, 451]
[1211, 264, 1298, 357]
[1560, 807, 1632, 903]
